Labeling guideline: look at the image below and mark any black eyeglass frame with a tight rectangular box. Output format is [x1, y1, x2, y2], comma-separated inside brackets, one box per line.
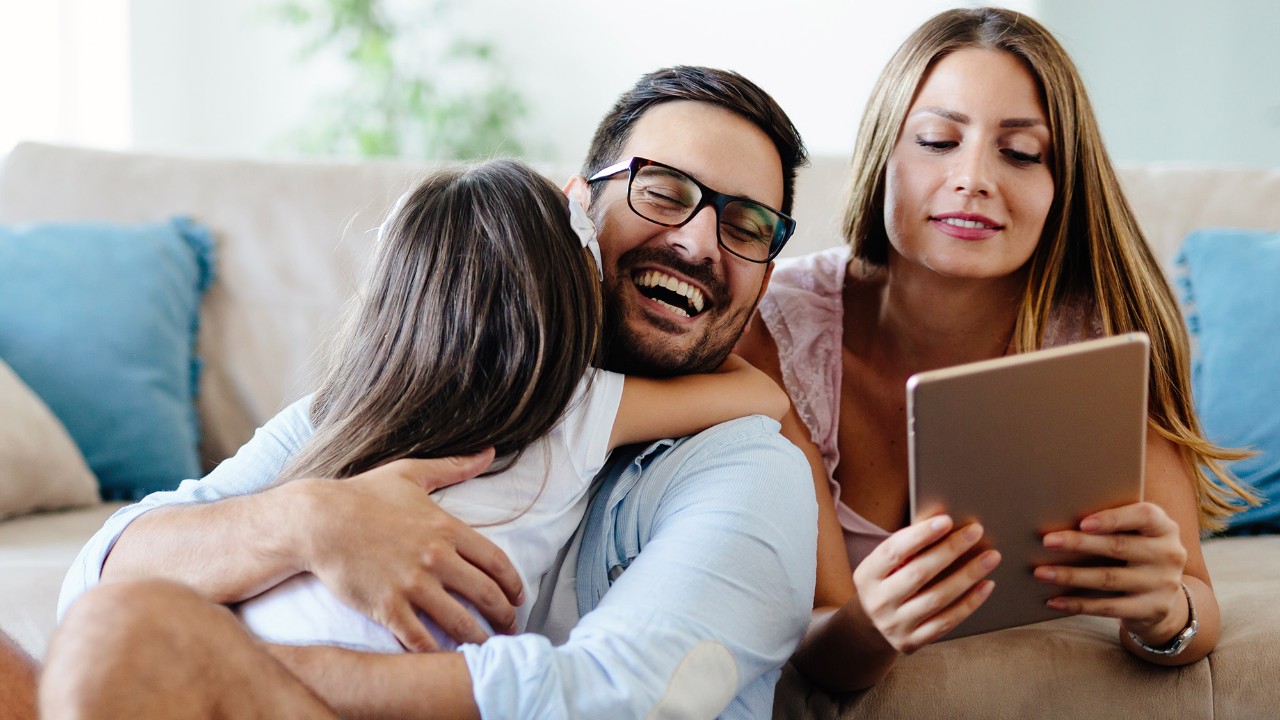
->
[586, 156, 797, 264]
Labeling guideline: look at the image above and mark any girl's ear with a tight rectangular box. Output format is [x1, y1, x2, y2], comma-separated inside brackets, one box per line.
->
[562, 175, 590, 210]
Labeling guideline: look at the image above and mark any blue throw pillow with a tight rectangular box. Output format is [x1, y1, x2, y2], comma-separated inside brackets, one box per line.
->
[1177, 228, 1280, 533]
[0, 218, 214, 500]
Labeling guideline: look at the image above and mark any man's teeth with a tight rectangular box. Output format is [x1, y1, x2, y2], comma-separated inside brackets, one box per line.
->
[654, 299, 689, 318]
[636, 270, 706, 314]
[940, 217, 994, 229]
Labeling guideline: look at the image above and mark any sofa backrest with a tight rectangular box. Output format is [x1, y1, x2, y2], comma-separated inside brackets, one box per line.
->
[1, 141, 1277, 470]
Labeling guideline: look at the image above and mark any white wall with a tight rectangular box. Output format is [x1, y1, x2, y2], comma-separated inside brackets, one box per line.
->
[0, 0, 130, 153]
[125, 0, 1035, 164]
[127, 0, 331, 157]
[100, 0, 1280, 169]
[1034, 0, 1280, 167]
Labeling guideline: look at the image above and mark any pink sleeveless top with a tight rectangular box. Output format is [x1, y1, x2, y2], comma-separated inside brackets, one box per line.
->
[759, 246, 890, 565]
[759, 246, 1101, 568]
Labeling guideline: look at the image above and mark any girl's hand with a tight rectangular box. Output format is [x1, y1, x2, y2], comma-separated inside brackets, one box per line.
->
[293, 451, 526, 652]
[1035, 501, 1190, 645]
[853, 515, 1001, 654]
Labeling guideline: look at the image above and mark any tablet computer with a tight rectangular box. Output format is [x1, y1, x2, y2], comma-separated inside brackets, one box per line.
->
[907, 333, 1149, 641]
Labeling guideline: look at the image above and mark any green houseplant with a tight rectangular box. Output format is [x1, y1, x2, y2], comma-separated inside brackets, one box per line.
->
[274, 0, 529, 160]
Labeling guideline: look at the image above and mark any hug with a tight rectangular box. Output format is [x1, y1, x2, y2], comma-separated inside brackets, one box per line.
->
[2, 6, 1276, 719]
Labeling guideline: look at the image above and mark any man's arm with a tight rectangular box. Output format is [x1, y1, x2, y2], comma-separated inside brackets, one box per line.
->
[59, 398, 524, 651]
[59, 398, 318, 614]
[272, 417, 818, 719]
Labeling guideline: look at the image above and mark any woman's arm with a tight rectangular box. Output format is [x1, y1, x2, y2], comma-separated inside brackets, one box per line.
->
[781, 403, 907, 691]
[1034, 431, 1219, 665]
[607, 353, 789, 449]
[736, 314, 999, 692]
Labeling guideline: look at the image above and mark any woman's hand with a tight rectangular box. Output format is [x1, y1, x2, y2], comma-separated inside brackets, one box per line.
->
[853, 514, 1001, 654]
[1035, 501, 1190, 646]
[286, 450, 525, 652]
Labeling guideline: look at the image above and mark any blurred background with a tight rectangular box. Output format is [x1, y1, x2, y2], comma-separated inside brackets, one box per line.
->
[2, 0, 1277, 168]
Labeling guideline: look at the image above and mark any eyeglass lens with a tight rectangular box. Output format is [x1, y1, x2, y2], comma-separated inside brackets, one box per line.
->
[630, 165, 780, 262]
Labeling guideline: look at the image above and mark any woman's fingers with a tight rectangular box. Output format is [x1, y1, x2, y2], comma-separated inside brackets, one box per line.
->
[1033, 562, 1172, 596]
[855, 516, 1001, 653]
[906, 579, 996, 652]
[859, 515, 954, 582]
[1036, 501, 1188, 630]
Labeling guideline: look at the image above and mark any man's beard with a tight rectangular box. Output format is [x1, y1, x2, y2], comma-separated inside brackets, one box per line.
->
[600, 246, 758, 378]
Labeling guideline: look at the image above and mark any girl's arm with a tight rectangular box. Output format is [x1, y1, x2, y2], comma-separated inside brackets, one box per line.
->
[607, 353, 789, 450]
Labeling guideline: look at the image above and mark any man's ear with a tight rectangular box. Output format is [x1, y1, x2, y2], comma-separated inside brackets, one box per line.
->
[563, 175, 590, 209]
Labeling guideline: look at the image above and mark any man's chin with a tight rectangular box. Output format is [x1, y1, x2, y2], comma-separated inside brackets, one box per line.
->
[603, 326, 726, 378]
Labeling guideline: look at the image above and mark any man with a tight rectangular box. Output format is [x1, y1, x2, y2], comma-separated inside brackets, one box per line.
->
[42, 66, 816, 719]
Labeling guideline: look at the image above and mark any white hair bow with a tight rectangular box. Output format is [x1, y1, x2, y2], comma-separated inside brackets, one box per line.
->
[569, 193, 603, 280]
[375, 188, 414, 245]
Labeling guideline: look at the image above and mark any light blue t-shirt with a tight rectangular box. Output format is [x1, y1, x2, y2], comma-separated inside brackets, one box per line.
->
[60, 404, 817, 719]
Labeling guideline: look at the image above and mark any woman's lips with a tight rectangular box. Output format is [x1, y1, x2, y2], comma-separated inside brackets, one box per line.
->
[930, 213, 1003, 241]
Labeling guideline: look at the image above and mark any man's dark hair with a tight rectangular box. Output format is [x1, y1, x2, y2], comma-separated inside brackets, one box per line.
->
[583, 65, 808, 215]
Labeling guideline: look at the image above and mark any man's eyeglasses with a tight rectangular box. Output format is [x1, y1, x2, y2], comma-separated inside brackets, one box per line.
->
[586, 157, 796, 264]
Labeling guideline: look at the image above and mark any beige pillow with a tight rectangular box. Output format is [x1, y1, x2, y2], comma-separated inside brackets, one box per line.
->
[0, 358, 99, 519]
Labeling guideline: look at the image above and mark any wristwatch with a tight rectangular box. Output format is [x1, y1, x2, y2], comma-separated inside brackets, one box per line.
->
[1127, 582, 1198, 656]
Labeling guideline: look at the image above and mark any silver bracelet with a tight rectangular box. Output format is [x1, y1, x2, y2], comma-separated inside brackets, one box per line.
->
[1127, 582, 1198, 657]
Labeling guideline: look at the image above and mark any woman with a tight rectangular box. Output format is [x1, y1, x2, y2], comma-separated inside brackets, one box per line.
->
[738, 6, 1257, 691]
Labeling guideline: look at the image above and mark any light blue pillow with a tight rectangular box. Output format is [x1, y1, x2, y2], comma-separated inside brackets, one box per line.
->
[1177, 228, 1280, 533]
[0, 218, 214, 500]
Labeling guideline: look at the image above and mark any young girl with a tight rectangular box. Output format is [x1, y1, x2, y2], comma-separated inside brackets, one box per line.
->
[236, 158, 788, 652]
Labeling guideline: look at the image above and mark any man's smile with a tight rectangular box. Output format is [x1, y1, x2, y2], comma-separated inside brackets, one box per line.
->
[633, 268, 707, 318]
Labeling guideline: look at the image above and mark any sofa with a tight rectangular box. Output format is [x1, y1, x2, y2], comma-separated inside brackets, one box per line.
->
[0, 141, 1277, 718]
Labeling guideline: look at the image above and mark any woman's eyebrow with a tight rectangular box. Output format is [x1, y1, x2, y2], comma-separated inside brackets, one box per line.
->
[913, 106, 969, 123]
[911, 107, 1045, 130]
[1000, 117, 1046, 129]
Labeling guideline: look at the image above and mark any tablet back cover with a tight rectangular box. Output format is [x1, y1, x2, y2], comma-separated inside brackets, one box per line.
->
[907, 333, 1149, 641]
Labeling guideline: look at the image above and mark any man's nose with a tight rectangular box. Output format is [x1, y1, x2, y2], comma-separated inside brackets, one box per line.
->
[665, 205, 721, 264]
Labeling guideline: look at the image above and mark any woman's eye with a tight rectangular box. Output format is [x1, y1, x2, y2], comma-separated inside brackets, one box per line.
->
[1003, 148, 1044, 165]
[915, 137, 957, 152]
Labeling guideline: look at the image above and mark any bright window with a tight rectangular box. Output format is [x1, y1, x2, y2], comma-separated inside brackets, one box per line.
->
[0, 0, 131, 154]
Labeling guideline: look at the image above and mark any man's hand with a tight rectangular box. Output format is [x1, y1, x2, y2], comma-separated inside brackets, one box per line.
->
[289, 450, 525, 651]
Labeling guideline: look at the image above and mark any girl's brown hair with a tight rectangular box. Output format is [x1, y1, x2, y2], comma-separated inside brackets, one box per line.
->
[841, 7, 1257, 531]
[281, 158, 602, 483]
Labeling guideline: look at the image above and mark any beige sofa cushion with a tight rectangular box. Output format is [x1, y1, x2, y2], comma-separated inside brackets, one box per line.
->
[774, 535, 1280, 719]
[0, 502, 127, 657]
[0, 358, 98, 520]
[0, 143, 582, 472]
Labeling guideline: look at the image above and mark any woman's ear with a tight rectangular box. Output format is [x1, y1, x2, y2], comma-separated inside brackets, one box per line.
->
[562, 175, 590, 209]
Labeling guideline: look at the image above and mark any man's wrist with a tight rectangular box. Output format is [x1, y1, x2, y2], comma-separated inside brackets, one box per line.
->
[262, 478, 322, 575]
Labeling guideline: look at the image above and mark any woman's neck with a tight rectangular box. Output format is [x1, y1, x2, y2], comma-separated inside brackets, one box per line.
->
[846, 255, 1025, 377]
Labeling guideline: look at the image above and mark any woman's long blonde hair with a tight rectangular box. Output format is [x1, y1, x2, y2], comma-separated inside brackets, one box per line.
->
[279, 159, 602, 484]
[841, 7, 1257, 531]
